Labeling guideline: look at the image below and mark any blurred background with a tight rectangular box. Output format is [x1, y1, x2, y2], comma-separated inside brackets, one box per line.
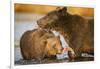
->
[14, 3, 94, 63]
[15, 3, 94, 22]
[15, 3, 94, 16]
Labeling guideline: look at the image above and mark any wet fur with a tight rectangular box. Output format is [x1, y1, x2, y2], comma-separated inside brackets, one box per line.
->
[37, 7, 94, 57]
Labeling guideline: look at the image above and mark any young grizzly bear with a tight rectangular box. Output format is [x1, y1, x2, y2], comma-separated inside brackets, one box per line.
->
[20, 28, 63, 61]
[37, 7, 94, 57]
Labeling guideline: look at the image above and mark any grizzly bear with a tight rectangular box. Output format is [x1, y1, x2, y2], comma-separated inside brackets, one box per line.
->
[37, 7, 94, 57]
[20, 28, 63, 61]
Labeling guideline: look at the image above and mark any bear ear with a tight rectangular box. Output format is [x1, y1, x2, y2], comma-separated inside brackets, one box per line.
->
[62, 7, 67, 12]
[57, 7, 67, 14]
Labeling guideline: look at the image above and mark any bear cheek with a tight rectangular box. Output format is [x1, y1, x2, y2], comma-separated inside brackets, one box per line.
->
[49, 49, 57, 55]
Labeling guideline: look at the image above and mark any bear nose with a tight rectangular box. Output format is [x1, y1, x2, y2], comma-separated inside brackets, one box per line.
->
[37, 20, 42, 27]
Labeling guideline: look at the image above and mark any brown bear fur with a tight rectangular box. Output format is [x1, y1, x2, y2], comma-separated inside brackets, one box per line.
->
[20, 28, 62, 61]
[37, 7, 94, 57]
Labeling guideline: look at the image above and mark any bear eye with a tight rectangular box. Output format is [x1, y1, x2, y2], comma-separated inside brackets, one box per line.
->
[52, 44, 56, 49]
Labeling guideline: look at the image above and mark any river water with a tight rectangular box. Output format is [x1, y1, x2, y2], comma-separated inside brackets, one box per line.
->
[15, 46, 93, 65]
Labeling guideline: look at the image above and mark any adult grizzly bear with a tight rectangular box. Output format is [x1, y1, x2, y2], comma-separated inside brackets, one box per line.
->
[20, 28, 63, 61]
[37, 7, 94, 57]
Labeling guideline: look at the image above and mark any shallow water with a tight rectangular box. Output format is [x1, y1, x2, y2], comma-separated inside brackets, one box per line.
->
[14, 47, 94, 65]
